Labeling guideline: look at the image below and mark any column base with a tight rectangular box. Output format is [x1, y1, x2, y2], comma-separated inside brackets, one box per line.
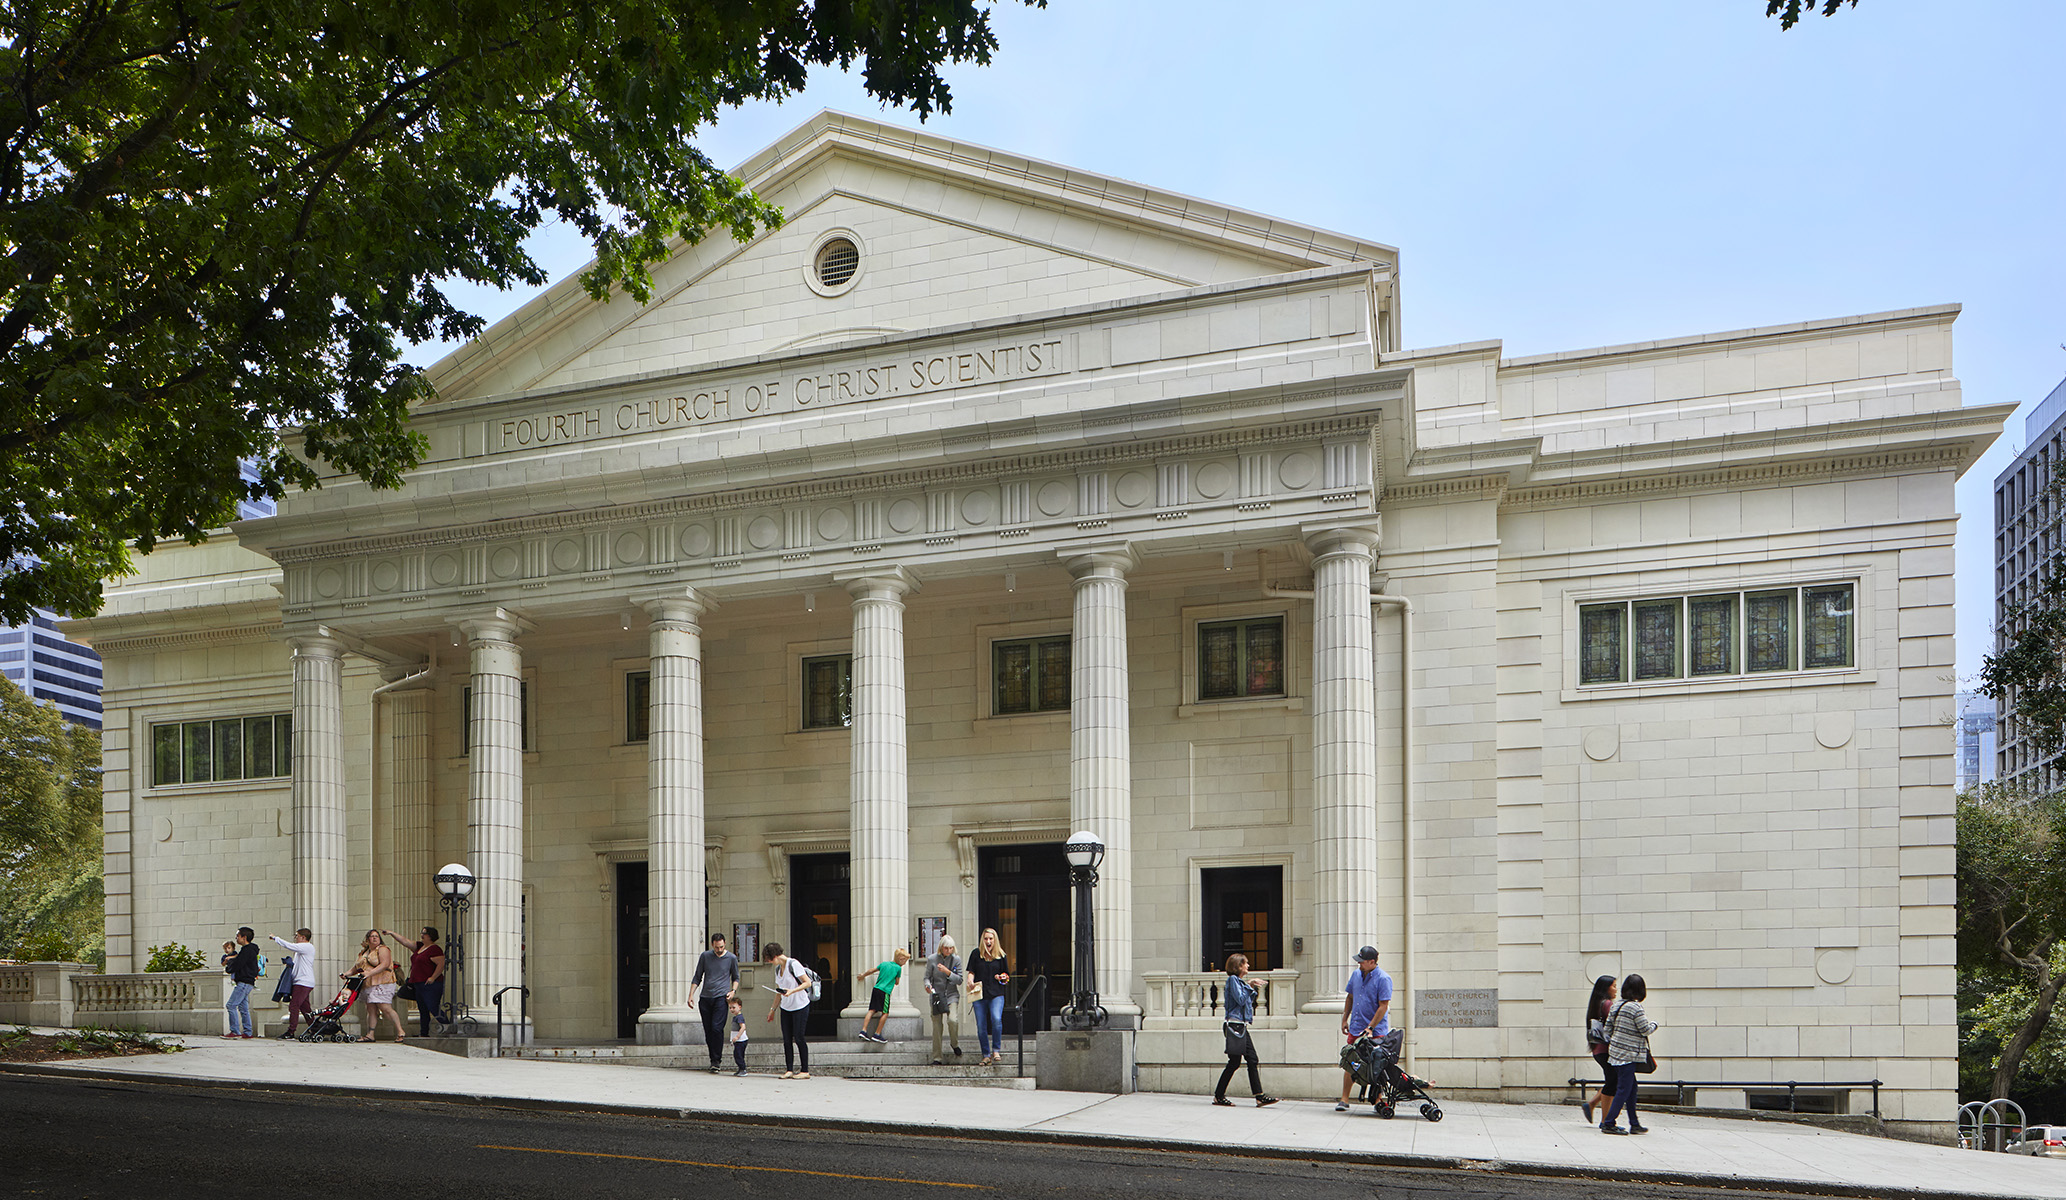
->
[836, 1013, 927, 1042]
[1301, 993, 1348, 1015]
[637, 1006, 713, 1046]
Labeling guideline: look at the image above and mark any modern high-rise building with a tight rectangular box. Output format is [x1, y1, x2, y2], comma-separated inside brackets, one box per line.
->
[1993, 375, 2066, 793]
[1956, 690, 1997, 793]
[0, 611, 104, 729]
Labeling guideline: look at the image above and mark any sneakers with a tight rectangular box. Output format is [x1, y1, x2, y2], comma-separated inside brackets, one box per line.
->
[734, 1068, 749, 1077]
[857, 1031, 886, 1043]
[707, 1064, 720, 1073]
[1629, 1123, 1649, 1134]
[1212, 1096, 1235, 1107]
[1601, 1124, 1627, 1135]
[1255, 1095, 1278, 1108]
[1334, 1101, 1350, 1112]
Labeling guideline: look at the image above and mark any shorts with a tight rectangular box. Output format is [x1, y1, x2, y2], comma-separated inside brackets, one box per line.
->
[868, 989, 890, 1014]
[366, 983, 399, 1005]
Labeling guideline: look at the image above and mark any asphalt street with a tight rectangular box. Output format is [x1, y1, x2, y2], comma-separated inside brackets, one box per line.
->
[0, 1074, 1865, 1200]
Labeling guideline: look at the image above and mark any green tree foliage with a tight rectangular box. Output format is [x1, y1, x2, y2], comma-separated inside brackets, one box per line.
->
[1958, 786, 2066, 1099]
[1767, 0, 1861, 29]
[0, 674, 102, 965]
[0, 0, 1041, 623]
[1984, 562, 2066, 768]
[142, 942, 207, 973]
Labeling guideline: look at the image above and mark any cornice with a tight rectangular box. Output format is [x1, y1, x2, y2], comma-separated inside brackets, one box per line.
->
[1502, 444, 1971, 511]
[1380, 475, 1510, 505]
[268, 413, 1385, 565]
[91, 621, 283, 657]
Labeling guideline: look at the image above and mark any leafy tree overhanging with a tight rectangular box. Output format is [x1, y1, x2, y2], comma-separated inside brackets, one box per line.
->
[0, 0, 1041, 623]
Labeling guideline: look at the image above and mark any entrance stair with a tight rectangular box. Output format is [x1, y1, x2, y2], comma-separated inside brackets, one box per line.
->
[507, 1035, 1040, 1089]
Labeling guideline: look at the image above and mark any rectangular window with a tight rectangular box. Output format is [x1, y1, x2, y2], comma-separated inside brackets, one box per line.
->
[993, 636, 1071, 714]
[1579, 583, 1852, 687]
[801, 654, 853, 729]
[150, 712, 291, 786]
[1632, 599, 1681, 681]
[1579, 604, 1626, 684]
[626, 671, 651, 743]
[1198, 618, 1285, 700]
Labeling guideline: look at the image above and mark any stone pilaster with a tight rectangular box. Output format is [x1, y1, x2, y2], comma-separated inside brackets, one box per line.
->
[638, 591, 712, 1044]
[1303, 526, 1382, 1011]
[460, 610, 526, 1032]
[842, 571, 922, 1031]
[384, 675, 434, 936]
[1065, 546, 1140, 1023]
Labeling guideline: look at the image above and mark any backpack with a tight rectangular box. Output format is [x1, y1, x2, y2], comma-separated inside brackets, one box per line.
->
[788, 959, 822, 1002]
[256, 953, 268, 978]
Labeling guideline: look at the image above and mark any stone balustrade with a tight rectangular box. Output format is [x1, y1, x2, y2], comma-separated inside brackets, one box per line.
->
[70, 970, 230, 1035]
[0, 962, 97, 1027]
[1140, 969, 1300, 1028]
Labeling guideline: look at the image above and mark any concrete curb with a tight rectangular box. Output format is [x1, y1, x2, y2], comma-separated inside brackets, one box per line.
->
[0, 1061, 1980, 1200]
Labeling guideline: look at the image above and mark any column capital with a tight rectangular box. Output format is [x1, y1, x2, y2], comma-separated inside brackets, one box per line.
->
[453, 606, 530, 646]
[287, 627, 346, 659]
[1061, 542, 1139, 581]
[1301, 522, 1381, 560]
[836, 566, 918, 602]
[637, 587, 714, 626]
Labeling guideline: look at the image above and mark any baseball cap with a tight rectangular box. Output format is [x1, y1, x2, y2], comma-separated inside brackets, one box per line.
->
[1356, 945, 1380, 962]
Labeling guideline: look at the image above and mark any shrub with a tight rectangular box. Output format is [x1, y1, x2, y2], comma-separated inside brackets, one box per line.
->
[142, 942, 207, 973]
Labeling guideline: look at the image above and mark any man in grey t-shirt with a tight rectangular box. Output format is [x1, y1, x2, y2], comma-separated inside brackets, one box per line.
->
[690, 932, 740, 1073]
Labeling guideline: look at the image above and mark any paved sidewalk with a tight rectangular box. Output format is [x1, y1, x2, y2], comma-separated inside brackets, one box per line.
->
[6, 1033, 2060, 1199]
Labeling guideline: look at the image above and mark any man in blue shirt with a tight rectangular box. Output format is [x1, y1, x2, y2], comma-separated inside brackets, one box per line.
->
[1337, 944, 1393, 1111]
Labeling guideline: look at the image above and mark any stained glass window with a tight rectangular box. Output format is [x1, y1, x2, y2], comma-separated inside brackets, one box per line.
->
[1803, 584, 1854, 669]
[1579, 604, 1625, 684]
[1199, 618, 1285, 700]
[992, 636, 1071, 714]
[1745, 591, 1795, 673]
[1633, 599, 1681, 680]
[802, 655, 852, 729]
[150, 714, 291, 786]
[1689, 595, 1736, 676]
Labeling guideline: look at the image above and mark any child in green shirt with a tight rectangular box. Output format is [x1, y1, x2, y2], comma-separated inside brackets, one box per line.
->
[856, 947, 911, 1042]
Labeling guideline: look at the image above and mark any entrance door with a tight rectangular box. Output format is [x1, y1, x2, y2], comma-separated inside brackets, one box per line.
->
[615, 862, 649, 1039]
[787, 852, 851, 1037]
[1200, 865, 1283, 973]
[977, 843, 1071, 1033]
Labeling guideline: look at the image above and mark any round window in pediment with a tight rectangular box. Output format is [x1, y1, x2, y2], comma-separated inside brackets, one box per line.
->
[814, 237, 860, 290]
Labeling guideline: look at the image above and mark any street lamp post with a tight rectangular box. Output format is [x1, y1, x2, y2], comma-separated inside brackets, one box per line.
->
[1061, 831, 1107, 1030]
[435, 863, 476, 1036]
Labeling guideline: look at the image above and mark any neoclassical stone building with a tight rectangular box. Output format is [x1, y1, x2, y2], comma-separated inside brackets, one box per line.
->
[78, 112, 2007, 1128]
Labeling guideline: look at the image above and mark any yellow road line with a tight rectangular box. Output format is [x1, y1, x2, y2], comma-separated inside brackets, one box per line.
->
[475, 1144, 990, 1188]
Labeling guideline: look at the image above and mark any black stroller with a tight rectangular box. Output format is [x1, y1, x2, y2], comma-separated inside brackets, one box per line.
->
[1341, 1030, 1443, 1121]
[295, 975, 365, 1043]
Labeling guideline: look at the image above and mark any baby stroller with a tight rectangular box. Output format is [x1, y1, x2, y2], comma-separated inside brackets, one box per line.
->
[1341, 1029, 1443, 1121]
[295, 975, 365, 1043]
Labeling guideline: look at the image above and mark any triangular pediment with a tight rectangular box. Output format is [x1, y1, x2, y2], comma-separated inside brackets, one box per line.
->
[427, 111, 1396, 402]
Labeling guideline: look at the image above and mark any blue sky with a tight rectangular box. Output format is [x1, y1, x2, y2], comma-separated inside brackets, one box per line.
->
[427, 1, 2065, 685]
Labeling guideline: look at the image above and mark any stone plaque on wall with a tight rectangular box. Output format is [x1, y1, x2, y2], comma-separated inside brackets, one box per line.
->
[1416, 988, 1498, 1028]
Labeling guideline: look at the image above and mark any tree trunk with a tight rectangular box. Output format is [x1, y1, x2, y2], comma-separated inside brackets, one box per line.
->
[1994, 958, 2064, 1100]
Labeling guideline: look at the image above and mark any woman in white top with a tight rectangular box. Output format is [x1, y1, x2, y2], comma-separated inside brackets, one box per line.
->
[762, 942, 813, 1079]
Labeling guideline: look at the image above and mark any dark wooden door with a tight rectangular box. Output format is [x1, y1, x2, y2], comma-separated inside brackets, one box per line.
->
[615, 861, 648, 1039]
[978, 842, 1070, 1033]
[1201, 865, 1283, 972]
[788, 852, 851, 1037]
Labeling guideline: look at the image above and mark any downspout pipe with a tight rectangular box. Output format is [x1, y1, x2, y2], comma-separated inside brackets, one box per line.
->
[1262, 581, 1415, 1023]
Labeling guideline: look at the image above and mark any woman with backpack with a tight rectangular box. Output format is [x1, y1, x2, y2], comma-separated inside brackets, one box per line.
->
[1580, 974, 1617, 1125]
[1600, 973, 1657, 1135]
[763, 942, 814, 1079]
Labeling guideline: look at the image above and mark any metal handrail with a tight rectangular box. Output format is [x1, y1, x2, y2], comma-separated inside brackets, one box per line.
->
[1011, 975, 1049, 1077]
[1566, 1075, 1884, 1118]
[493, 985, 529, 1056]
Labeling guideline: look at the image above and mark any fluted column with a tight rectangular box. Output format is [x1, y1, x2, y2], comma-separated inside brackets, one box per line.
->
[385, 674, 434, 936]
[638, 591, 711, 1044]
[842, 570, 921, 1025]
[1065, 546, 1140, 1023]
[290, 633, 349, 987]
[460, 609, 526, 1028]
[1303, 526, 1382, 1011]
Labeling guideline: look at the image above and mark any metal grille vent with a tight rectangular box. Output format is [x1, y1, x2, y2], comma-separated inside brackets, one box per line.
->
[815, 239, 859, 288]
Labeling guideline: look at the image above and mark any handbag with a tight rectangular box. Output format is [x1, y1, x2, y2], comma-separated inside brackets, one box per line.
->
[1222, 1021, 1253, 1057]
[397, 980, 419, 1001]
